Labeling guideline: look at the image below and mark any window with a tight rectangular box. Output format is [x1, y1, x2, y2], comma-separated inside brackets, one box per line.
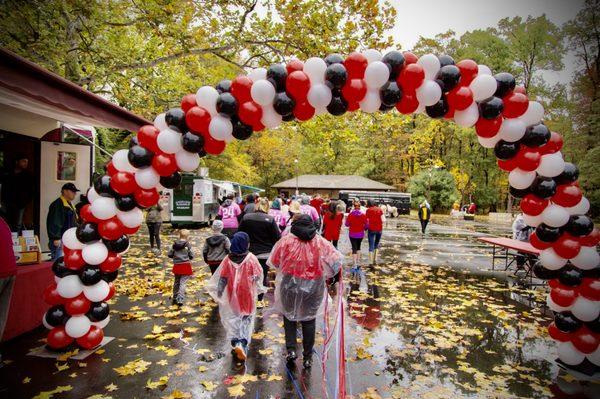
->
[56, 151, 77, 181]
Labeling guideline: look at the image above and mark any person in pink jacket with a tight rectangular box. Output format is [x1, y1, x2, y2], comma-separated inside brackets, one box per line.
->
[218, 194, 241, 238]
[299, 195, 319, 228]
[268, 199, 289, 230]
[0, 217, 17, 362]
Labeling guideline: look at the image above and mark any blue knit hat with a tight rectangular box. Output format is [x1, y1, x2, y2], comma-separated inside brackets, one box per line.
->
[230, 232, 250, 255]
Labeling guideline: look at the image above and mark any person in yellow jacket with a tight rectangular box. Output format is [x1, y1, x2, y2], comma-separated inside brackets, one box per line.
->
[417, 201, 431, 235]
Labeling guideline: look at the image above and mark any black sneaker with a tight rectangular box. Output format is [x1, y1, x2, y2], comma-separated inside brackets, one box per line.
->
[286, 350, 297, 364]
[303, 357, 313, 369]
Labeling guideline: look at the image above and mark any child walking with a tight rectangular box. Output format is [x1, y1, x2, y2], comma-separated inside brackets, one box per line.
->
[167, 229, 194, 306]
[207, 232, 264, 362]
[202, 220, 231, 274]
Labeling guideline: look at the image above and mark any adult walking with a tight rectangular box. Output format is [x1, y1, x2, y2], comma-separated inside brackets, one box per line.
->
[46, 183, 79, 260]
[366, 200, 384, 265]
[268, 199, 288, 231]
[0, 217, 17, 363]
[146, 203, 163, 254]
[241, 194, 257, 215]
[218, 194, 241, 239]
[417, 201, 431, 235]
[346, 199, 368, 270]
[238, 198, 281, 301]
[299, 195, 319, 228]
[322, 200, 343, 249]
[267, 214, 342, 368]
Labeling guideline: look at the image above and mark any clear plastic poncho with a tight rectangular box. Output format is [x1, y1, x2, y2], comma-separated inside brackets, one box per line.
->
[206, 253, 265, 343]
[267, 234, 343, 321]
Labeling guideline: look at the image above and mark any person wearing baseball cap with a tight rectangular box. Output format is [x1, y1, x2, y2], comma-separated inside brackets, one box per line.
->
[46, 182, 80, 260]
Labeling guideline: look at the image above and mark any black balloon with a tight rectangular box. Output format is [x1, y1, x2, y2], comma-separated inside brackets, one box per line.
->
[425, 97, 449, 119]
[232, 120, 253, 140]
[103, 235, 129, 253]
[494, 140, 520, 160]
[565, 215, 594, 237]
[76, 222, 100, 243]
[554, 312, 582, 333]
[282, 113, 296, 122]
[530, 176, 557, 199]
[94, 175, 114, 197]
[182, 132, 205, 153]
[160, 172, 182, 189]
[586, 316, 600, 333]
[80, 264, 102, 286]
[52, 257, 78, 278]
[165, 108, 187, 132]
[87, 302, 110, 322]
[327, 96, 348, 116]
[101, 270, 119, 283]
[115, 194, 137, 212]
[382, 51, 405, 80]
[379, 103, 395, 112]
[380, 81, 403, 106]
[266, 64, 288, 92]
[129, 136, 139, 148]
[215, 79, 232, 93]
[324, 53, 344, 66]
[582, 267, 600, 279]
[216, 92, 238, 116]
[273, 92, 296, 116]
[479, 96, 504, 119]
[522, 124, 550, 147]
[46, 305, 69, 326]
[509, 186, 530, 198]
[436, 65, 461, 92]
[494, 72, 516, 97]
[535, 223, 562, 242]
[554, 162, 579, 185]
[325, 63, 348, 89]
[532, 261, 559, 280]
[438, 54, 455, 67]
[558, 265, 584, 286]
[128, 145, 154, 168]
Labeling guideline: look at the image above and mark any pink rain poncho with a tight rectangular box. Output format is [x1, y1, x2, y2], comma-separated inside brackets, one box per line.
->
[207, 253, 265, 343]
[267, 232, 343, 321]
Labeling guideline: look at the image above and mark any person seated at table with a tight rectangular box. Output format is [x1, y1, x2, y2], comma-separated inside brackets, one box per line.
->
[512, 213, 534, 275]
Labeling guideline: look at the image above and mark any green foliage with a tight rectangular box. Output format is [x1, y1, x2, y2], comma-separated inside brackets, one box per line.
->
[408, 168, 459, 212]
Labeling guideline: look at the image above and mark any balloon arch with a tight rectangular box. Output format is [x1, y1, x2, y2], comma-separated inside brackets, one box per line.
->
[42, 50, 599, 373]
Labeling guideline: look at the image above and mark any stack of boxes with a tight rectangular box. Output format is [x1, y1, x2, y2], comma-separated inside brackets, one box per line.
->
[12, 230, 41, 264]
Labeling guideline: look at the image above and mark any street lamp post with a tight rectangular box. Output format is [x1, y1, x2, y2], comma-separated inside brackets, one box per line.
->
[294, 159, 299, 196]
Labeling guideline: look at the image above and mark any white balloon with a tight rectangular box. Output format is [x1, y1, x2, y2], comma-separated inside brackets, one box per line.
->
[520, 101, 544, 126]
[542, 204, 570, 228]
[547, 294, 571, 313]
[416, 80, 442, 107]
[537, 152, 565, 177]
[62, 227, 84, 250]
[112, 149, 137, 173]
[250, 80, 276, 106]
[90, 197, 117, 220]
[86, 187, 100, 203]
[454, 103, 479, 127]
[83, 280, 110, 302]
[154, 113, 168, 131]
[208, 114, 233, 141]
[247, 67, 267, 82]
[522, 212, 544, 227]
[134, 167, 160, 190]
[42, 314, 53, 330]
[558, 341, 586, 366]
[54, 275, 60, 284]
[477, 134, 501, 149]
[93, 315, 111, 329]
[417, 54, 440, 80]
[364, 61, 390, 89]
[470, 74, 497, 102]
[57, 275, 83, 299]
[587, 346, 600, 366]
[65, 315, 91, 339]
[156, 128, 183, 154]
[260, 104, 283, 129]
[571, 246, 600, 270]
[307, 84, 332, 109]
[175, 150, 200, 172]
[303, 57, 327, 84]
[82, 241, 109, 265]
[478, 64, 492, 76]
[414, 102, 426, 114]
[117, 207, 143, 229]
[314, 106, 328, 116]
[195, 86, 219, 115]
[508, 168, 536, 190]
[362, 49, 383, 63]
[571, 296, 600, 322]
[359, 89, 381, 113]
[567, 197, 590, 216]
[498, 118, 526, 142]
[539, 247, 568, 270]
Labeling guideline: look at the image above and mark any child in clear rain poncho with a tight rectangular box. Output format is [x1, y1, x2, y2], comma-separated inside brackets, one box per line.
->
[207, 232, 265, 362]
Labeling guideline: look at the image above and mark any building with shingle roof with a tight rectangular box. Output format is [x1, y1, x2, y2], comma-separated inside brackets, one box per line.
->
[272, 175, 395, 198]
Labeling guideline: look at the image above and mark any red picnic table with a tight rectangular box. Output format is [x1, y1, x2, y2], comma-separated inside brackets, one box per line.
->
[477, 236, 541, 285]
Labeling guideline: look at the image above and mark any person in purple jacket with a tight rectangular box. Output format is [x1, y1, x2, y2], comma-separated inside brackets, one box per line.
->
[218, 194, 241, 239]
[299, 195, 320, 229]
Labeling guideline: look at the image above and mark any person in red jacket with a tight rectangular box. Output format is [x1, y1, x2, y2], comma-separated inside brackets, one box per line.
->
[345, 199, 368, 271]
[322, 200, 343, 249]
[366, 200, 385, 265]
[0, 217, 17, 362]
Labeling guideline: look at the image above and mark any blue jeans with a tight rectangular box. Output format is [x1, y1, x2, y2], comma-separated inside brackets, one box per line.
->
[368, 231, 382, 252]
[49, 240, 63, 261]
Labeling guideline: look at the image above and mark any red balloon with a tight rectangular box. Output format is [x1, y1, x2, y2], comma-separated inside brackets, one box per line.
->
[152, 152, 178, 177]
[548, 322, 571, 342]
[43, 283, 64, 305]
[497, 158, 518, 172]
[447, 86, 473, 111]
[580, 278, 600, 301]
[548, 278, 560, 289]
[552, 184, 583, 208]
[64, 249, 85, 270]
[252, 121, 265, 132]
[134, 188, 159, 208]
[230, 76, 253, 103]
[106, 282, 116, 300]
[540, 131, 564, 155]
[344, 52, 368, 79]
[137, 125, 161, 154]
[514, 86, 527, 95]
[185, 106, 211, 135]
[396, 92, 419, 114]
[402, 51, 418, 65]
[286, 71, 311, 101]
[530, 231, 552, 250]
[65, 293, 91, 315]
[293, 101, 316, 121]
[341, 79, 367, 103]
[347, 101, 360, 112]
[572, 326, 599, 354]
[456, 59, 479, 86]
[110, 171, 137, 195]
[99, 217, 125, 241]
[553, 233, 581, 259]
[502, 92, 529, 118]
[123, 224, 140, 235]
[180, 93, 197, 113]
[550, 284, 579, 307]
[514, 147, 541, 172]
[100, 252, 122, 273]
[475, 116, 502, 138]
[76, 325, 104, 350]
[444, 107, 455, 120]
[106, 161, 118, 176]
[80, 204, 101, 224]
[520, 194, 549, 216]
[397, 63, 424, 91]
[580, 229, 600, 247]
[286, 59, 304, 74]
[47, 326, 74, 349]
[238, 101, 263, 127]
[203, 134, 226, 155]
